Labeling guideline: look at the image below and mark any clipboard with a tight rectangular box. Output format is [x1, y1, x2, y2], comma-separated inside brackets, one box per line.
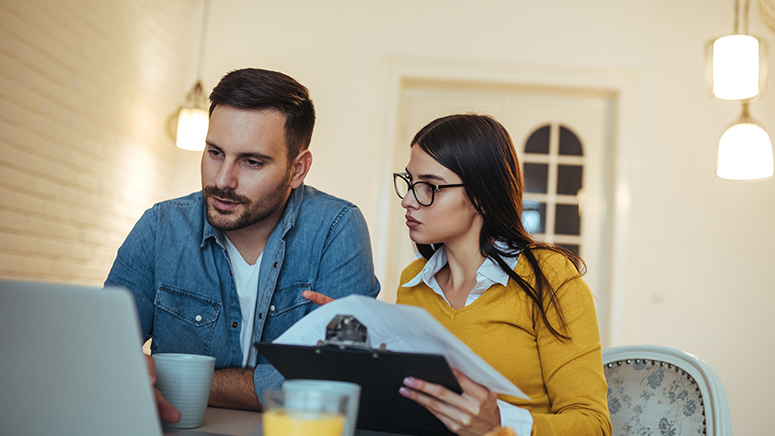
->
[256, 342, 460, 436]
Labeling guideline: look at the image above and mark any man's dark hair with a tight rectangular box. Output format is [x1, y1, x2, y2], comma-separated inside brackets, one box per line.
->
[209, 68, 315, 159]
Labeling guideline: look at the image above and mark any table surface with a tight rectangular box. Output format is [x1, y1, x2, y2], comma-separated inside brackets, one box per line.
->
[162, 407, 405, 436]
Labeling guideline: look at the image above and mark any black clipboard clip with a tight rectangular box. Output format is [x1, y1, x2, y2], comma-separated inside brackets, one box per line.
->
[315, 314, 389, 353]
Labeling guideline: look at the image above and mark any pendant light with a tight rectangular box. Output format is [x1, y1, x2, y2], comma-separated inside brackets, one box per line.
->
[170, 0, 210, 151]
[707, 0, 773, 180]
[706, 0, 768, 100]
[717, 103, 774, 180]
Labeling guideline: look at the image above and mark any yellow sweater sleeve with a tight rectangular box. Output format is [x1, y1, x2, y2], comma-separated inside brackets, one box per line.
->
[527, 252, 611, 436]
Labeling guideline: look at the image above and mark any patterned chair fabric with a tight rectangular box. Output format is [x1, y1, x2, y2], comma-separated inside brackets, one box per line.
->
[602, 346, 731, 436]
[605, 358, 705, 435]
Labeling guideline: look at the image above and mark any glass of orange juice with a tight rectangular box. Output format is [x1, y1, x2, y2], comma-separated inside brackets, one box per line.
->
[262, 389, 348, 436]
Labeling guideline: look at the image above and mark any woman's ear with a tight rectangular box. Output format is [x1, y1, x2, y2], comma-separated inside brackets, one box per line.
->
[472, 197, 485, 215]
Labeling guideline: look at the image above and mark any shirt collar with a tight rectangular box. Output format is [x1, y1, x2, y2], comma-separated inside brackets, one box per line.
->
[402, 246, 448, 289]
[402, 242, 520, 297]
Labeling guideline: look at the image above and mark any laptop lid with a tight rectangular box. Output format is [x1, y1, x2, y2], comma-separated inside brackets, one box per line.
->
[0, 280, 163, 436]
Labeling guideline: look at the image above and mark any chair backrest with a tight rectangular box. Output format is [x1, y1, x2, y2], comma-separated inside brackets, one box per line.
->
[602, 345, 731, 436]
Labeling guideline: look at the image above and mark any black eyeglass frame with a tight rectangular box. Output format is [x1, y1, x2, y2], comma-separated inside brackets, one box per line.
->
[392, 172, 465, 207]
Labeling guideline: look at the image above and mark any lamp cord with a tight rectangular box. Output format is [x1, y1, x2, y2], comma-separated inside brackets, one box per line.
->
[196, 0, 210, 82]
[743, 0, 750, 34]
[734, 0, 751, 34]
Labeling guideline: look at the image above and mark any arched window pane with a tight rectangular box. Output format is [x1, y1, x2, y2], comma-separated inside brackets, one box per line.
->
[557, 164, 583, 195]
[525, 125, 550, 154]
[522, 200, 546, 234]
[559, 126, 583, 156]
[522, 123, 585, 251]
[555, 204, 581, 235]
[524, 163, 548, 194]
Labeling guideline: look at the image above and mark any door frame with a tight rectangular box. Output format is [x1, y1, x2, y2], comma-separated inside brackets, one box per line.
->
[373, 56, 639, 347]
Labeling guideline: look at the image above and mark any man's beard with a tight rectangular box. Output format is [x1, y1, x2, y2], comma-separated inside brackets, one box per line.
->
[203, 171, 292, 232]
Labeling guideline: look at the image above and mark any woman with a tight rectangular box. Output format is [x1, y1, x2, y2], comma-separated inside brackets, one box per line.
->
[391, 114, 611, 436]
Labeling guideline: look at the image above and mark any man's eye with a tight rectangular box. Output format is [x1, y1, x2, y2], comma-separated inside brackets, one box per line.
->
[246, 159, 262, 167]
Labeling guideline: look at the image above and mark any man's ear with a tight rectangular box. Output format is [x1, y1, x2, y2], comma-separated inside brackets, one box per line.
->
[289, 150, 312, 189]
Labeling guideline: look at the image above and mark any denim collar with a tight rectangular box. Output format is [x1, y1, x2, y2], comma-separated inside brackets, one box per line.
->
[199, 184, 304, 249]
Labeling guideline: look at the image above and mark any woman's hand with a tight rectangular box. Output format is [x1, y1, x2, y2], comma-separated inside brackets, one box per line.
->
[399, 368, 501, 436]
[302, 290, 335, 306]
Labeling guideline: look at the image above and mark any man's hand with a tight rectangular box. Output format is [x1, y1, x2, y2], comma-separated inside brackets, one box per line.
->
[302, 290, 335, 306]
[145, 354, 181, 423]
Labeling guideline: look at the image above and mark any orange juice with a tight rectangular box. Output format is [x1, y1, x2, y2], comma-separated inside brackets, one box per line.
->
[263, 410, 345, 436]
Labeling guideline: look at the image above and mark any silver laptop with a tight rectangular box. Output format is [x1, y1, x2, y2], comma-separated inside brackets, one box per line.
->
[0, 280, 163, 436]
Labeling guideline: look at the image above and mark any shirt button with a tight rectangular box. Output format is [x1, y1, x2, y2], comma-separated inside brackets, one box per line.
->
[270, 305, 275, 312]
[195, 315, 202, 322]
[232, 322, 238, 328]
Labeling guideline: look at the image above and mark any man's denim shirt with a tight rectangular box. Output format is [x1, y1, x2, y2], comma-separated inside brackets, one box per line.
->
[105, 184, 380, 400]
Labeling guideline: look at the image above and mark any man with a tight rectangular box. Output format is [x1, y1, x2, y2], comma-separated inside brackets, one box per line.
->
[105, 68, 380, 420]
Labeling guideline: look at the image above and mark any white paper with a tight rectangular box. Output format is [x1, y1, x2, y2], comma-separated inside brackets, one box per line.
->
[274, 295, 528, 399]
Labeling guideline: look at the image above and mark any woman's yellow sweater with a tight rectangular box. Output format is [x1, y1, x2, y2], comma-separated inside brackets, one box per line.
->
[397, 250, 611, 436]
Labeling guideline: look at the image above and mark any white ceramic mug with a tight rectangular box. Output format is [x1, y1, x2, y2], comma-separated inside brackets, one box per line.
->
[153, 353, 216, 429]
[282, 379, 362, 436]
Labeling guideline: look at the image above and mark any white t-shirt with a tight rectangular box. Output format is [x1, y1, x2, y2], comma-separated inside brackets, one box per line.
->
[223, 236, 263, 368]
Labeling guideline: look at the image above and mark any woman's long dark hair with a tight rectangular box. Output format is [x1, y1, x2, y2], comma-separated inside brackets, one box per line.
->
[411, 114, 585, 340]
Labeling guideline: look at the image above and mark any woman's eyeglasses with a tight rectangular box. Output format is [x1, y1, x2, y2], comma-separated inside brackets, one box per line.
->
[393, 172, 464, 207]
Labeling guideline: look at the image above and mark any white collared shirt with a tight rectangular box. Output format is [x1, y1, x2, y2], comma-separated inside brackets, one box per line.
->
[402, 244, 533, 436]
[402, 244, 519, 308]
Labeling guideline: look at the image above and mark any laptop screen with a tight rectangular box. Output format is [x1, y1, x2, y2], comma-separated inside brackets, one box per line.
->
[0, 280, 162, 436]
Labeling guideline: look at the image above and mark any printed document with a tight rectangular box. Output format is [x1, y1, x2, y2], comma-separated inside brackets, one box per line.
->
[274, 295, 527, 399]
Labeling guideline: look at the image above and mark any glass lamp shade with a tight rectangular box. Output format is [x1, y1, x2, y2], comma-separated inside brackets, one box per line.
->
[717, 122, 774, 180]
[708, 34, 767, 100]
[175, 107, 209, 151]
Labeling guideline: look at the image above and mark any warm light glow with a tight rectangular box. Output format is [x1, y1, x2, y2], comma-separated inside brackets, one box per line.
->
[712, 35, 761, 100]
[176, 107, 209, 151]
[717, 122, 774, 180]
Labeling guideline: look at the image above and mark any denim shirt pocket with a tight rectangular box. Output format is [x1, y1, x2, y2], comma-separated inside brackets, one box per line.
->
[152, 285, 221, 355]
[264, 282, 313, 342]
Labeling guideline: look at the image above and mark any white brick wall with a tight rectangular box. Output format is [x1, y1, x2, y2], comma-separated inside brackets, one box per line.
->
[0, 0, 195, 284]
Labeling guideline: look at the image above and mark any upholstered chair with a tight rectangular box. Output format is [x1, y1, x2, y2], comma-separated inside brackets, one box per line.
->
[603, 345, 731, 436]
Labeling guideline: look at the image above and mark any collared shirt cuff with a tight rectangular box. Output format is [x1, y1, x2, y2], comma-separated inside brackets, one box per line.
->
[497, 399, 533, 436]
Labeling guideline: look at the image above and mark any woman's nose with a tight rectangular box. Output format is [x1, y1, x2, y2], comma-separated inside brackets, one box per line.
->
[401, 188, 419, 209]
